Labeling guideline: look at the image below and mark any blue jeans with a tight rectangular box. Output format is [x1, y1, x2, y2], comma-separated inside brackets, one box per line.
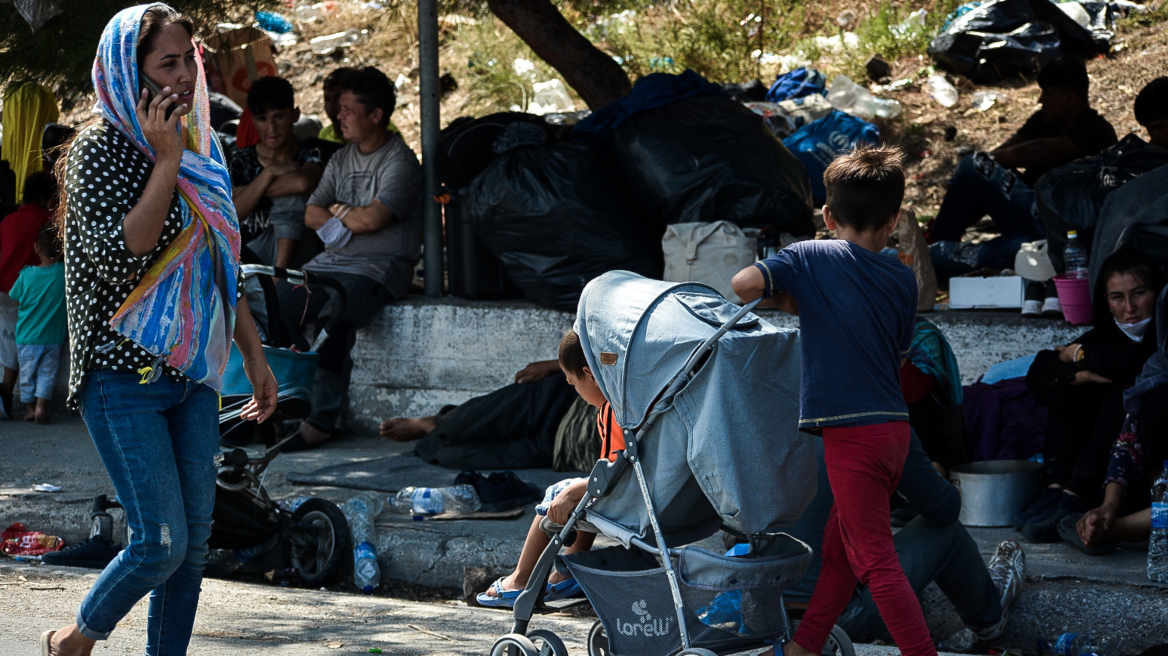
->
[76, 370, 219, 654]
[835, 516, 1002, 642]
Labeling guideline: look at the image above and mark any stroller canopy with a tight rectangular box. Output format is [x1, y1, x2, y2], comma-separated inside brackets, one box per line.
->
[575, 271, 816, 542]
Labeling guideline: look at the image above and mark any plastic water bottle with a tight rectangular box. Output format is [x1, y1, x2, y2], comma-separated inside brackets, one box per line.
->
[1038, 633, 1103, 656]
[341, 493, 383, 593]
[255, 10, 293, 33]
[389, 485, 481, 516]
[926, 74, 959, 108]
[1150, 461, 1168, 583]
[1064, 230, 1089, 279]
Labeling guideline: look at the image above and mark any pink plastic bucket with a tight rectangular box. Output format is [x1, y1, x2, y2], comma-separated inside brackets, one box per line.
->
[1053, 275, 1094, 325]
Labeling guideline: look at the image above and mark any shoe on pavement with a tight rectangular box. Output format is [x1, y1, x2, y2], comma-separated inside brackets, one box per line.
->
[1012, 487, 1062, 531]
[1022, 281, 1044, 318]
[40, 536, 122, 569]
[974, 539, 1026, 641]
[1041, 280, 1063, 318]
[1022, 493, 1087, 543]
[40, 629, 56, 656]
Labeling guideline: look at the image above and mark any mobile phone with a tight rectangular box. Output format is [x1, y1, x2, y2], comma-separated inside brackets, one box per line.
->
[140, 76, 177, 121]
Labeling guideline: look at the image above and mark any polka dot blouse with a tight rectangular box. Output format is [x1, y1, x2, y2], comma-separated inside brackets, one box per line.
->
[62, 120, 191, 408]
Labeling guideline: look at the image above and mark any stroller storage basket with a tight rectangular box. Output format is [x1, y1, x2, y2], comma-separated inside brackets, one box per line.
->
[566, 541, 811, 656]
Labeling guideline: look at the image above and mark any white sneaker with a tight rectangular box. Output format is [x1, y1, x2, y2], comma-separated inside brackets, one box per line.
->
[1041, 295, 1063, 318]
[973, 539, 1026, 641]
[1021, 299, 1043, 318]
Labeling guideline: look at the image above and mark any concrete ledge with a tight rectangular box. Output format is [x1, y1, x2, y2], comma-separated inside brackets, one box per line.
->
[347, 297, 1083, 435]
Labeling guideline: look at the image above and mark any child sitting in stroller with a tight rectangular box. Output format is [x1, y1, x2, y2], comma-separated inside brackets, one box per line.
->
[477, 329, 625, 608]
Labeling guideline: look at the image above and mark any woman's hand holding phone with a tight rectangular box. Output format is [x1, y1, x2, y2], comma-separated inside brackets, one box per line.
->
[136, 85, 184, 163]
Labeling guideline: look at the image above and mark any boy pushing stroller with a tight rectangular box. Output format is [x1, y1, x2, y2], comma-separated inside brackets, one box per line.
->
[732, 145, 935, 656]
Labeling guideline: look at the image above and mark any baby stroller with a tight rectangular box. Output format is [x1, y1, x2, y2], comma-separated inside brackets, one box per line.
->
[489, 271, 855, 656]
[90, 265, 352, 587]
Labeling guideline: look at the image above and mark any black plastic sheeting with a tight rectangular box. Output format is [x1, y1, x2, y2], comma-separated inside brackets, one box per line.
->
[469, 142, 664, 311]
[928, 0, 1111, 83]
[601, 95, 815, 236]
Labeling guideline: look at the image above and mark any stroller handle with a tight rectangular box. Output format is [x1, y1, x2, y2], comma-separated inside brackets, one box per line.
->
[241, 264, 349, 353]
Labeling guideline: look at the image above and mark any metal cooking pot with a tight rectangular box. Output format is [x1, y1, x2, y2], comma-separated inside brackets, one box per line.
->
[949, 460, 1043, 527]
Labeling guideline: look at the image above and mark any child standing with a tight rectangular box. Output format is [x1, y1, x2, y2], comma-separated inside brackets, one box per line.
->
[476, 329, 625, 607]
[9, 223, 66, 424]
[732, 145, 934, 656]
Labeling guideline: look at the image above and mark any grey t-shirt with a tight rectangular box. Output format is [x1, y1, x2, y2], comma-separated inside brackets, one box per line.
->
[305, 134, 422, 297]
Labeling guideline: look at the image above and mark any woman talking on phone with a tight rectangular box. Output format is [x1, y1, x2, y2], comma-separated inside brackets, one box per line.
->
[40, 5, 277, 655]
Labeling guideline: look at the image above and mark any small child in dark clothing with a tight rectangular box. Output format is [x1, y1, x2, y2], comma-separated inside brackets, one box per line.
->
[10, 223, 67, 424]
[732, 145, 934, 656]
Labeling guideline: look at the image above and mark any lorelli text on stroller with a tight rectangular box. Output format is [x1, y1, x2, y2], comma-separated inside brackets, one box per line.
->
[87, 265, 353, 587]
[490, 271, 855, 656]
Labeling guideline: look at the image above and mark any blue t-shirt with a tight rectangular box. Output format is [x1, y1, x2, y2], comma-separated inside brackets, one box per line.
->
[754, 239, 916, 429]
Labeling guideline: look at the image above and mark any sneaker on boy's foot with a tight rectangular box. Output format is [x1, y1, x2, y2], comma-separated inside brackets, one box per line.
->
[1022, 281, 1045, 318]
[973, 539, 1026, 641]
[1041, 280, 1063, 318]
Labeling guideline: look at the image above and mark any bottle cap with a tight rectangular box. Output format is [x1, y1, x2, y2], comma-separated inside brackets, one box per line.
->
[1067, 230, 1078, 237]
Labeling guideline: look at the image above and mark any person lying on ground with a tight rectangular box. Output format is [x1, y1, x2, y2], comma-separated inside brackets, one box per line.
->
[1037, 77, 1168, 275]
[733, 144, 935, 656]
[275, 66, 422, 450]
[1016, 250, 1164, 542]
[380, 360, 560, 441]
[229, 75, 334, 269]
[776, 433, 1026, 647]
[475, 329, 624, 608]
[1065, 285, 1168, 555]
[928, 56, 1117, 283]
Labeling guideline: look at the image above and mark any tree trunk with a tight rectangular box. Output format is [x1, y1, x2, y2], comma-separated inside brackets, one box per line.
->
[487, 0, 631, 110]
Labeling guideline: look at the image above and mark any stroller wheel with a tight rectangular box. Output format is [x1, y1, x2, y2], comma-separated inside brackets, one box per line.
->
[790, 622, 856, 656]
[490, 633, 538, 656]
[285, 498, 350, 587]
[527, 629, 568, 656]
[675, 650, 716, 656]
[586, 621, 608, 656]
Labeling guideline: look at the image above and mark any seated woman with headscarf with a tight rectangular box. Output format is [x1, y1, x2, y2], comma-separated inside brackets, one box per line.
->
[1066, 284, 1168, 555]
[1015, 249, 1164, 543]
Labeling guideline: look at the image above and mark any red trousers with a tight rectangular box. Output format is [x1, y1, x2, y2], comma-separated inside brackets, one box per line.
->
[792, 421, 936, 656]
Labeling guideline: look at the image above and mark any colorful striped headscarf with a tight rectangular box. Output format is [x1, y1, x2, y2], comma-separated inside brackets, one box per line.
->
[92, 3, 241, 390]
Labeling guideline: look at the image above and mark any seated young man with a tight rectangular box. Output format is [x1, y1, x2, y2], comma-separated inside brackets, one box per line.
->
[230, 76, 336, 268]
[277, 66, 423, 448]
[928, 57, 1117, 283]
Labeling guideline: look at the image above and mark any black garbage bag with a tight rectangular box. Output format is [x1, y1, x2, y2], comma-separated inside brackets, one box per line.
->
[928, 0, 1108, 83]
[437, 112, 555, 189]
[1038, 135, 1168, 271]
[603, 95, 815, 235]
[470, 143, 663, 311]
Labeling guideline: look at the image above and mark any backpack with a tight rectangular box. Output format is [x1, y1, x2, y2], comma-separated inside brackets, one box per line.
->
[662, 221, 757, 303]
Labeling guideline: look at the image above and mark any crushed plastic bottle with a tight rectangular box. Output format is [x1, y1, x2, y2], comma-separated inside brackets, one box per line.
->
[256, 11, 293, 33]
[971, 91, 1000, 111]
[389, 485, 481, 516]
[1149, 461, 1168, 583]
[826, 75, 901, 120]
[309, 29, 361, 55]
[926, 74, 959, 108]
[1064, 230, 1089, 279]
[342, 493, 383, 593]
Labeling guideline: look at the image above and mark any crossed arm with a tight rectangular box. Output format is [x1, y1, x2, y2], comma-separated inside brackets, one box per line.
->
[305, 198, 395, 235]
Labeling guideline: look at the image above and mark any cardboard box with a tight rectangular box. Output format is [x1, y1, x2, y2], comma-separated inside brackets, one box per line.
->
[203, 27, 276, 106]
[949, 274, 1024, 309]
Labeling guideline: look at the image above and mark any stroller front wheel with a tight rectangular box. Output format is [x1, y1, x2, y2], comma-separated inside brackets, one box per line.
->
[285, 498, 350, 587]
[586, 621, 608, 656]
[490, 633, 538, 656]
[527, 629, 568, 656]
[675, 650, 716, 656]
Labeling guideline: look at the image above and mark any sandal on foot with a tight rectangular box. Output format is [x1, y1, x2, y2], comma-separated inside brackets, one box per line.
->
[40, 630, 55, 656]
[544, 577, 583, 602]
[1058, 513, 1117, 556]
[476, 577, 522, 608]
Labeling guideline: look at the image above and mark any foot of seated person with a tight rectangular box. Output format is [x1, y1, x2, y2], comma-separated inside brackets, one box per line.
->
[379, 416, 436, 442]
[299, 421, 332, 445]
[480, 569, 573, 599]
